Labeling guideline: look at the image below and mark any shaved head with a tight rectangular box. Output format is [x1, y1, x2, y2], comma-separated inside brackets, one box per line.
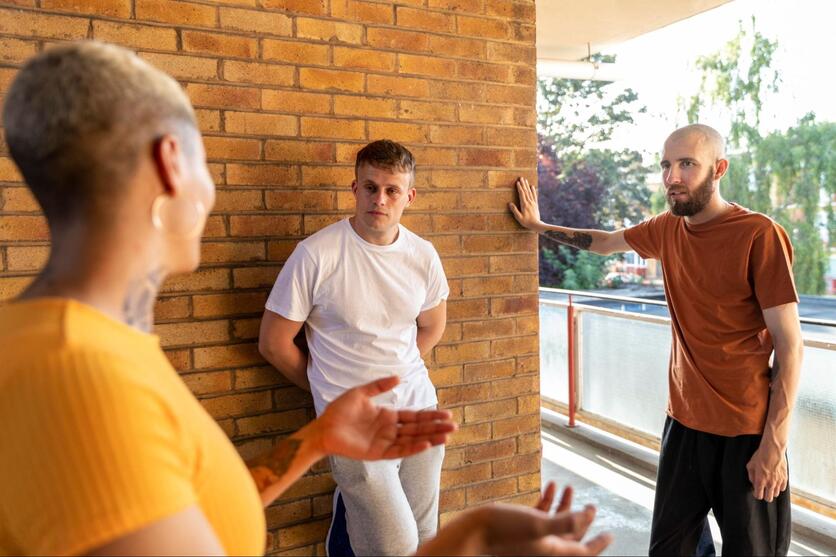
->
[665, 124, 726, 160]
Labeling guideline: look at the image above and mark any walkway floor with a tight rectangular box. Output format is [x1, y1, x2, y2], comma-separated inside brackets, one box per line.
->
[541, 423, 836, 556]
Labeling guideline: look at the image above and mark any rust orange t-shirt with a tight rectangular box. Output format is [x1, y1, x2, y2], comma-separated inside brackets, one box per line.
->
[624, 204, 798, 436]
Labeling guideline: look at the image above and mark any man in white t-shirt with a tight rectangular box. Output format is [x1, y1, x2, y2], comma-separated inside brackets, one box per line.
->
[258, 140, 449, 556]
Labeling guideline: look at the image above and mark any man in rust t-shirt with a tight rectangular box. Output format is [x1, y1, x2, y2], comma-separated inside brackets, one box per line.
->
[510, 124, 803, 556]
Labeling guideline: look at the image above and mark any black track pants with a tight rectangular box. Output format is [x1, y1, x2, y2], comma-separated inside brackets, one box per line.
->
[649, 417, 791, 556]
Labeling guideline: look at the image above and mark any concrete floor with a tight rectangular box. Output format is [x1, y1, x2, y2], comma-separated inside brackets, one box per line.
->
[541, 424, 836, 556]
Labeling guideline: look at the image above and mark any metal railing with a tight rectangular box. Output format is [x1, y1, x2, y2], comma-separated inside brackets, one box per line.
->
[539, 287, 836, 517]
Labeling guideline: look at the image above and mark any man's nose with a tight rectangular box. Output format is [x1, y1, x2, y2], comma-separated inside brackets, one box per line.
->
[664, 167, 681, 186]
[372, 190, 386, 205]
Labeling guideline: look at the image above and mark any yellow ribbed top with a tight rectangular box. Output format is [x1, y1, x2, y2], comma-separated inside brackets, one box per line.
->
[0, 298, 265, 556]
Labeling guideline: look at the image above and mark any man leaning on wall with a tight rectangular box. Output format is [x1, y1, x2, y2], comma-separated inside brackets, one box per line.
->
[258, 140, 448, 556]
[510, 124, 804, 556]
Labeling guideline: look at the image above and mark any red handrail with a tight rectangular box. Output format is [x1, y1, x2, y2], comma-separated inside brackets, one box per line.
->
[567, 294, 576, 428]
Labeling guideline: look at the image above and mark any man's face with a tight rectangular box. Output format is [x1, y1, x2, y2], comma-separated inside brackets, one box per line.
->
[351, 163, 415, 237]
[660, 133, 719, 217]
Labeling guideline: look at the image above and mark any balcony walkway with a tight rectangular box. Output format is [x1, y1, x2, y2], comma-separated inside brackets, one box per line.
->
[541, 417, 836, 556]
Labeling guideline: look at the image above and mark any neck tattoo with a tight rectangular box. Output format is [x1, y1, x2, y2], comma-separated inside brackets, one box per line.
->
[123, 268, 165, 333]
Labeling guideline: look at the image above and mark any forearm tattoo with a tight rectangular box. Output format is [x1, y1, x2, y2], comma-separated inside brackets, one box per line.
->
[248, 438, 303, 491]
[544, 229, 593, 250]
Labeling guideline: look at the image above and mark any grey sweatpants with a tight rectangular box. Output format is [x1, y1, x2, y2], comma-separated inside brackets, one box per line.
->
[330, 444, 445, 556]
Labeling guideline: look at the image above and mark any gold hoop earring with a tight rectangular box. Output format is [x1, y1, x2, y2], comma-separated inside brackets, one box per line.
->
[151, 195, 207, 239]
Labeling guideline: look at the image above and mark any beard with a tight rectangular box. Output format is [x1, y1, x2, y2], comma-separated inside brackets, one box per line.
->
[667, 171, 715, 217]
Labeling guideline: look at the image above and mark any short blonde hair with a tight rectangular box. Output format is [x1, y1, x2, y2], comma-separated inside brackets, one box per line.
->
[3, 41, 198, 226]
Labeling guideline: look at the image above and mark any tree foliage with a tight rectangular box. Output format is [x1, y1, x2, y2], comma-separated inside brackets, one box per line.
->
[684, 19, 835, 294]
[537, 56, 651, 288]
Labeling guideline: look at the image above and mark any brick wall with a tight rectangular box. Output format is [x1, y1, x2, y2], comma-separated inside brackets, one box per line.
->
[0, 1, 540, 553]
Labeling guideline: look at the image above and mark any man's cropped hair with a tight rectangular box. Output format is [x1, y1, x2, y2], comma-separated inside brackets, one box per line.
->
[355, 139, 416, 180]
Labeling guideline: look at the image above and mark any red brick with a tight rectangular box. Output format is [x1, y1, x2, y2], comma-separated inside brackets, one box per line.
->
[299, 68, 364, 93]
[435, 341, 489, 365]
[225, 111, 298, 136]
[457, 15, 510, 39]
[0, 8, 88, 40]
[464, 437, 516, 462]
[182, 371, 232, 396]
[139, 52, 218, 79]
[193, 291, 267, 317]
[465, 399, 517, 423]
[0, 37, 37, 63]
[235, 366, 282, 390]
[42, 0, 130, 18]
[277, 518, 330, 548]
[264, 140, 333, 163]
[200, 240, 265, 263]
[186, 83, 260, 110]
[262, 0, 327, 15]
[458, 148, 512, 167]
[330, 0, 394, 24]
[262, 90, 331, 114]
[195, 109, 222, 133]
[154, 295, 191, 320]
[230, 215, 301, 237]
[492, 413, 540, 439]
[428, 79, 485, 102]
[485, 0, 536, 20]
[396, 7, 454, 32]
[182, 31, 257, 58]
[367, 74, 430, 98]
[428, 34, 486, 59]
[262, 39, 330, 65]
[447, 298, 488, 320]
[161, 268, 230, 293]
[333, 46, 395, 72]
[219, 7, 292, 36]
[232, 317, 260, 340]
[203, 136, 261, 161]
[301, 117, 365, 140]
[296, 18, 363, 44]
[367, 121, 427, 143]
[301, 166, 354, 187]
[165, 349, 191, 372]
[201, 390, 272, 418]
[226, 163, 299, 186]
[429, 125, 483, 146]
[193, 342, 262, 370]
[136, 0, 217, 27]
[366, 28, 429, 52]
[92, 21, 178, 51]
[265, 499, 313, 530]
[0, 215, 49, 241]
[233, 265, 282, 289]
[428, 0, 481, 11]
[236, 408, 309, 436]
[456, 60, 510, 83]
[334, 95, 396, 118]
[211, 190, 264, 212]
[303, 214, 342, 235]
[466, 476, 517, 503]
[398, 54, 456, 78]
[441, 462, 492, 488]
[398, 100, 455, 122]
[223, 60, 294, 87]
[5, 245, 49, 271]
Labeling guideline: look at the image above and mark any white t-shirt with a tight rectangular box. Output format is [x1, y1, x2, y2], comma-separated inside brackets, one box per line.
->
[265, 218, 449, 415]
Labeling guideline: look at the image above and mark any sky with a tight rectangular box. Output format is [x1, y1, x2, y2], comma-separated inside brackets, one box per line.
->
[593, 0, 836, 161]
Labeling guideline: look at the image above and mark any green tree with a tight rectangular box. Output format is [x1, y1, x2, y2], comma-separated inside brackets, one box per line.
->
[684, 19, 834, 294]
[537, 55, 652, 288]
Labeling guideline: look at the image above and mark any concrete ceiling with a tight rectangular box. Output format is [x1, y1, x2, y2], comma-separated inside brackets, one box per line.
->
[537, 0, 733, 61]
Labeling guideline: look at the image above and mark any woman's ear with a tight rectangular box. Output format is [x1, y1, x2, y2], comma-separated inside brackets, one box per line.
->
[152, 134, 185, 195]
